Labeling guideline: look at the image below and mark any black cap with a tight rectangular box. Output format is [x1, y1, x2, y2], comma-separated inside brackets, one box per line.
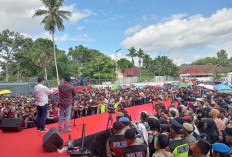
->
[169, 120, 182, 133]
[124, 128, 136, 139]
[225, 127, 232, 136]
[113, 121, 123, 130]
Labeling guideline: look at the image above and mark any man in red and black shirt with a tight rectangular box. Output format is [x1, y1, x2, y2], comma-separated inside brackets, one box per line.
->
[106, 121, 127, 157]
[58, 76, 76, 132]
[123, 128, 147, 157]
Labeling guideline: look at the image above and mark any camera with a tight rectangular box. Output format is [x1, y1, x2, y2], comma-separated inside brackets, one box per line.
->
[107, 104, 115, 114]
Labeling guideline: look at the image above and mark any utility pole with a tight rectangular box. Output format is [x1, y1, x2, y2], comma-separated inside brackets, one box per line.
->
[115, 48, 121, 83]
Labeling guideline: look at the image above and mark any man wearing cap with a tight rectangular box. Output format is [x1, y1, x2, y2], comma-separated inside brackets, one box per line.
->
[212, 142, 230, 157]
[119, 117, 131, 134]
[58, 76, 76, 132]
[106, 121, 127, 157]
[169, 120, 189, 157]
[182, 123, 196, 144]
[116, 112, 124, 121]
[123, 128, 147, 157]
[182, 123, 196, 156]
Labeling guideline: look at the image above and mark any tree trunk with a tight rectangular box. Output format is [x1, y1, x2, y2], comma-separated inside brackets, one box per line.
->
[6, 60, 8, 82]
[45, 66, 47, 80]
[52, 31, 60, 86]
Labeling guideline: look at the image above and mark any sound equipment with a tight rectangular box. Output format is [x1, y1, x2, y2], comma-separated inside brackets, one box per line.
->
[0, 118, 25, 132]
[43, 127, 63, 152]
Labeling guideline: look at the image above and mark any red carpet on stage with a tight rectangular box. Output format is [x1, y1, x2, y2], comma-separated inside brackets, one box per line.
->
[0, 102, 173, 157]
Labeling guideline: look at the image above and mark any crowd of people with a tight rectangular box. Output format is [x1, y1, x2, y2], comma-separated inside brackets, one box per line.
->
[0, 78, 232, 156]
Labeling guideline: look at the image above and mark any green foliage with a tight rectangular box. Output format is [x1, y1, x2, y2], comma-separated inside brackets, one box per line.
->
[136, 48, 144, 68]
[212, 70, 223, 81]
[191, 49, 231, 67]
[32, 0, 71, 33]
[0, 29, 33, 82]
[127, 46, 136, 66]
[152, 56, 179, 77]
[117, 58, 132, 74]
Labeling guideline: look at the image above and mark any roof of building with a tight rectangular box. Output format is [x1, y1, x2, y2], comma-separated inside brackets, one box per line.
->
[179, 65, 232, 75]
[125, 68, 140, 76]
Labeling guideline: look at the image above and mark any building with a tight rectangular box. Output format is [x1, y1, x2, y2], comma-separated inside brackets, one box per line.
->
[179, 65, 232, 81]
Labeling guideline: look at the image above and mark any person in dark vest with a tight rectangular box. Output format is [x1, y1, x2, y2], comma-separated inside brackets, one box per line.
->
[168, 120, 189, 157]
[106, 121, 127, 157]
[122, 128, 147, 157]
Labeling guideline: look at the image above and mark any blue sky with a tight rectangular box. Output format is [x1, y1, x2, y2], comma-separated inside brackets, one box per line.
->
[1, 0, 232, 65]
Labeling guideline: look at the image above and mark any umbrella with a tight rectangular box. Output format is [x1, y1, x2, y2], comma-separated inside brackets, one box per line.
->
[138, 85, 144, 88]
[158, 86, 164, 89]
[217, 90, 232, 94]
[216, 85, 232, 91]
[171, 82, 178, 86]
[198, 84, 205, 87]
[204, 85, 215, 90]
[0, 89, 12, 95]
[223, 81, 232, 86]
[112, 85, 126, 90]
[187, 82, 193, 86]
[178, 83, 188, 88]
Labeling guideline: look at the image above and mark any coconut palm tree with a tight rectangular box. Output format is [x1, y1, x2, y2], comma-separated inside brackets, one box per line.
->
[143, 54, 152, 77]
[136, 48, 144, 81]
[33, 0, 71, 85]
[126, 46, 136, 66]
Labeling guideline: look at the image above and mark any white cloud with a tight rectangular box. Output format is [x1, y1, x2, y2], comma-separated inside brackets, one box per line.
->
[0, 0, 43, 32]
[76, 26, 85, 31]
[121, 8, 232, 64]
[0, 1, 94, 33]
[124, 25, 141, 35]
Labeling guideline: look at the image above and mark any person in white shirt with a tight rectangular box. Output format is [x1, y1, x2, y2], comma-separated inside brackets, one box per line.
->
[34, 77, 53, 132]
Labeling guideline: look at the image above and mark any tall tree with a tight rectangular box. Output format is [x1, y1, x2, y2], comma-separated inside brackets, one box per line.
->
[33, 0, 71, 85]
[143, 54, 152, 77]
[152, 55, 179, 77]
[34, 38, 54, 79]
[127, 46, 136, 66]
[136, 48, 144, 81]
[217, 49, 229, 66]
[0, 29, 28, 82]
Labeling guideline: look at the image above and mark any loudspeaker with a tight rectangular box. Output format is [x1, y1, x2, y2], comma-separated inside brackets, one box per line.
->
[0, 118, 25, 132]
[43, 127, 63, 152]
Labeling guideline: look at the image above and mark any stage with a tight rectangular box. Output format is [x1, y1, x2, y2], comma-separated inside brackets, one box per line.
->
[0, 102, 173, 157]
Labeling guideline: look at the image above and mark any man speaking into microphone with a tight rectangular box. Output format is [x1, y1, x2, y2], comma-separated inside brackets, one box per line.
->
[58, 76, 76, 132]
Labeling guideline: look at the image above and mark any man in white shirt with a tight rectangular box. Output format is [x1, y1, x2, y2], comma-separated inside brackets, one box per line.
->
[34, 77, 53, 132]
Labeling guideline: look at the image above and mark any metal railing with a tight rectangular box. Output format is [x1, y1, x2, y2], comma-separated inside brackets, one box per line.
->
[48, 76, 179, 87]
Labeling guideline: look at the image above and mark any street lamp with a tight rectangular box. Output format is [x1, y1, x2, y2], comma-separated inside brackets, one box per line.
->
[115, 48, 121, 83]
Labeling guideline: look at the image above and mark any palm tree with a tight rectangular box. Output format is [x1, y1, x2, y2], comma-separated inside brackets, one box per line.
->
[136, 48, 144, 81]
[33, 0, 71, 85]
[127, 46, 136, 66]
[143, 54, 152, 77]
